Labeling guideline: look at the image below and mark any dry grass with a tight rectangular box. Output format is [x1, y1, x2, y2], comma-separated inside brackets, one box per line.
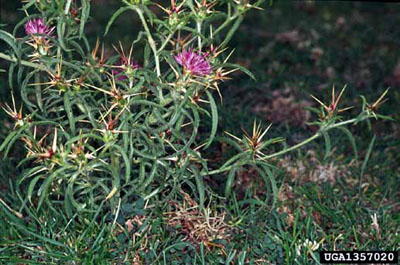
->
[252, 88, 311, 127]
[278, 150, 350, 185]
[164, 190, 235, 251]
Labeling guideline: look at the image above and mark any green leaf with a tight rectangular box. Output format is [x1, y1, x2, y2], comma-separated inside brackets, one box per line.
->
[225, 250, 237, 265]
[218, 152, 247, 171]
[162, 105, 199, 160]
[322, 131, 331, 161]
[143, 5, 156, 24]
[79, 0, 91, 39]
[220, 15, 243, 48]
[192, 167, 205, 211]
[11, 222, 66, 247]
[141, 163, 158, 190]
[0, 129, 19, 153]
[3, 128, 24, 158]
[238, 251, 247, 265]
[27, 174, 44, 204]
[204, 91, 218, 149]
[375, 113, 394, 121]
[163, 242, 196, 254]
[256, 161, 278, 209]
[8, 63, 17, 90]
[37, 167, 71, 210]
[34, 73, 43, 112]
[360, 135, 375, 184]
[21, 0, 37, 10]
[66, 172, 87, 212]
[144, 42, 151, 67]
[336, 126, 358, 160]
[18, 166, 47, 185]
[104, 6, 130, 36]
[112, 144, 131, 183]
[223, 62, 256, 80]
[56, 17, 71, 51]
[0, 30, 21, 59]
[64, 92, 76, 135]
[20, 71, 38, 110]
[224, 168, 237, 198]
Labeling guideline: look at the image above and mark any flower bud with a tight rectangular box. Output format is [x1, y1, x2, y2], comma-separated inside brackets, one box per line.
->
[57, 82, 68, 93]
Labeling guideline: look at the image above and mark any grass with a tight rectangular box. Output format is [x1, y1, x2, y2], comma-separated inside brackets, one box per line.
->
[0, 0, 399, 264]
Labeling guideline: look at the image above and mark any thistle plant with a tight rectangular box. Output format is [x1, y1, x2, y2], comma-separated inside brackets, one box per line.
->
[0, 0, 266, 216]
[213, 86, 390, 199]
[0, 0, 390, 253]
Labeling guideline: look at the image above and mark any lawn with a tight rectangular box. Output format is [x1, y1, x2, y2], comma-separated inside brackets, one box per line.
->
[0, 0, 399, 264]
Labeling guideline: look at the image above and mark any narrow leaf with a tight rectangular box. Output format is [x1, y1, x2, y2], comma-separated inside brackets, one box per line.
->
[322, 131, 331, 161]
[0, 30, 21, 59]
[204, 90, 218, 149]
[224, 168, 237, 198]
[192, 167, 205, 211]
[79, 0, 91, 38]
[64, 92, 76, 135]
[336, 126, 358, 160]
[360, 135, 376, 190]
[104, 7, 130, 36]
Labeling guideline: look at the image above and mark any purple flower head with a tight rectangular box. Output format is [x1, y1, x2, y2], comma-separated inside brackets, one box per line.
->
[112, 58, 140, 81]
[174, 49, 211, 76]
[25, 18, 55, 37]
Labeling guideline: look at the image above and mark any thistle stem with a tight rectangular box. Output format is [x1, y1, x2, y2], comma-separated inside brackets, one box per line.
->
[205, 115, 370, 176]
[214, 4, 236, 36]
[261, 133, 320, 160]
[64, 0, 73, 15]
[197, 20, 202, 51]
[0, 52, 44, 70]
[220, 15, 243, 48]
[157, 31, 175, 53]
[204, 160, 249, 176]
[259, 116, 367, 160]
[329, 117, 360, 129]
[133, 7, 160, 77]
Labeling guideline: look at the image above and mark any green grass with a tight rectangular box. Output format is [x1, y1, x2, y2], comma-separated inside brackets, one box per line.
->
[0, 0, 399, 264]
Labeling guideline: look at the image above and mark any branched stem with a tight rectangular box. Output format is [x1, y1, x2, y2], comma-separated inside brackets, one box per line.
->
[261, 116, 365, 160]
[205, 114, 370, 176]
[261, 133, 320, 160]
[214, 4, 237, 36]
[157, 31, 175, 53]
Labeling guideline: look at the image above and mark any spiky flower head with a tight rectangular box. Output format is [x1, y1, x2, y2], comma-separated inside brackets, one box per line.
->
[111, 42, 140, 81]
[25, 18, 54, 37]
[112, 58, 140, 81]
[174, 49, 211, 76]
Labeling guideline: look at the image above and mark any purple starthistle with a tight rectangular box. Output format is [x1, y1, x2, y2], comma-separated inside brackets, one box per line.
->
[25, 18, 55, 37]
[112, 58, 140, 81]
[174, 49, 211, 76]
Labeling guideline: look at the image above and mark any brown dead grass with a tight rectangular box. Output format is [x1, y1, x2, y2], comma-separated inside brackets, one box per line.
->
[252, 88, 311, 127]
[164, 190, 235, 251]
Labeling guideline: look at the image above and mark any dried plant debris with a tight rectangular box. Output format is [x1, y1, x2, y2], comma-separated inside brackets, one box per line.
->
[310, 47, 324, 62]
[278, 151, 350, 185]
[165, 191, 235, 250]
[252, 88, 311, 127]
[112, 213, 151, 263]
[275, 30, 300, 44]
